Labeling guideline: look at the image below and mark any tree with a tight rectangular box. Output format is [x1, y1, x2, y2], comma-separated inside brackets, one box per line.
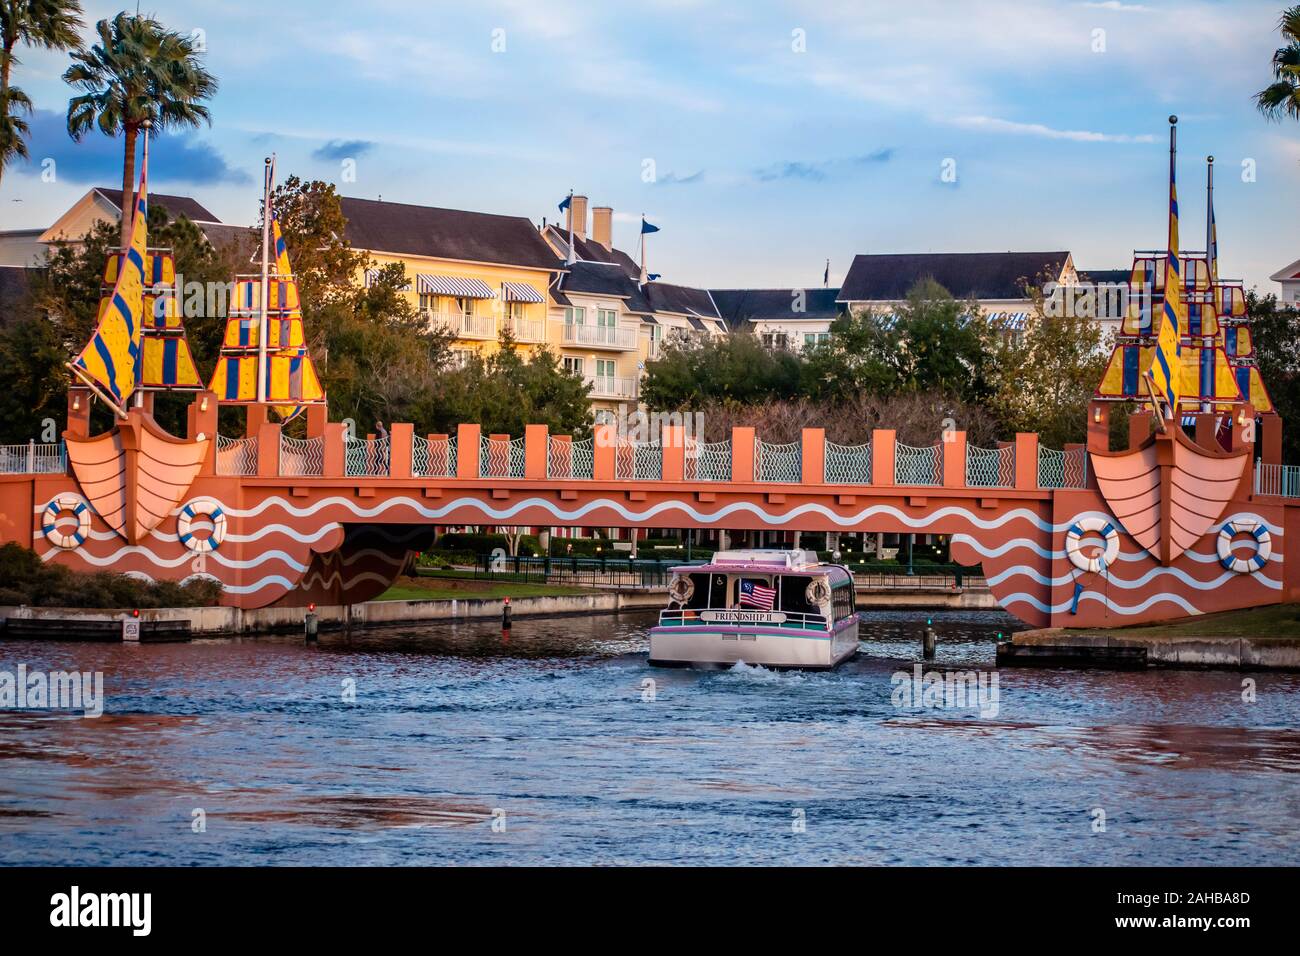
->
[0, 291, 67, 443]
[985, 287, 1111, 448]
[888, 279, 990, 400]
[64, 12, 216, 245]
[0, 0, 83, 186]
[1247, 289, 1300, 463]
[641, 331, 804, 409]
[1257, 6, 1300, 121]
[801, 307, 903, 402]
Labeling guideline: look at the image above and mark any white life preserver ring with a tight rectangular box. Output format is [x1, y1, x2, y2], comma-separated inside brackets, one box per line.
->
[42, 493, 91, 549]
[1065, 516, 1120, 574]
[178, 497, 227, 554]
[1217, 519, 1271, 574]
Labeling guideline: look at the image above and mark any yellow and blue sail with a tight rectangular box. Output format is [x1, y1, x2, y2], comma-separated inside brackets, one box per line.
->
[1145, 132, 1183, 419]
[69, 168, 149, 410]
[208, 211, 324, 418]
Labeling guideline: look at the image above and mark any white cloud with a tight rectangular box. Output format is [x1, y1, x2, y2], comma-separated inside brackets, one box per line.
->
[949, 115, 1156, 143]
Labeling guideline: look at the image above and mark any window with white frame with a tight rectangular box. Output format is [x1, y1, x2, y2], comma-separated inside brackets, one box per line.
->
[597, 308, 617, 328]
[596, 358, 616, 379]
[565, 306, 586, 325]
[563, 355, 584, 375]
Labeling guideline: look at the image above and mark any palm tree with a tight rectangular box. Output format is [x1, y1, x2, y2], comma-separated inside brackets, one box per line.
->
[1257, 6, 1300, 121]
[63, 12, 216, 246]
[0, 0, 84, 187]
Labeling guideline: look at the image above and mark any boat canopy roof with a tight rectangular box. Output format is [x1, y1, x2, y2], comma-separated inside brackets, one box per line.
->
[671, 549, 851, 582]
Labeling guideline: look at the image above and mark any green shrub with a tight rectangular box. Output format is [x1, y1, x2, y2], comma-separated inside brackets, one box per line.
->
[0, 542, 223, 608]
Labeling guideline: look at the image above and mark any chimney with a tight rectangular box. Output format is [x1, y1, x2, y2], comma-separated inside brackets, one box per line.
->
[569, 195, 589, 240]
[592, 206, 613, 249]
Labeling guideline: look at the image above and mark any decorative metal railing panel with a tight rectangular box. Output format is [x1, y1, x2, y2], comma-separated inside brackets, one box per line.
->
[615, 442, 662, 480]
[824, 441, 872, 484]
[412, 435, 456, 478]
[684, 439, 731, 481]
[1257, 463, 1300, 498]
[547, 437, 594, 479]
[1038, 445, 1087, 489]
[479, 435, 525, 478]
[895, 442, 942, 486]
[346, 436, 391, 477]
[0, 441, 65, 475]
[280, 435, 324, 477]
[215, 434, 258, 476]
[756, 440, 802, 483]
[966, 444, 1014, 488]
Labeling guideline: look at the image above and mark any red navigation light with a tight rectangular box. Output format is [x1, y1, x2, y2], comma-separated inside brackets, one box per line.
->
[132, 608, 140, 618]
[504, 596, 511, 604]
[308, 603, 316, 612]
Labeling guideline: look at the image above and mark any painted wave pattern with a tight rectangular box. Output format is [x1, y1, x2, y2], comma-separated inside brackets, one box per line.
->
[30, 488, 1288, 622]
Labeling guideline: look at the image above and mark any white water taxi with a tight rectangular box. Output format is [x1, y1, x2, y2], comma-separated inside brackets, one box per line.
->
[648, 549, 859, 670]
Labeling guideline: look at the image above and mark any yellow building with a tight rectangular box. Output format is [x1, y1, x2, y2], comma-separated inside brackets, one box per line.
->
[540, 196, 726, 420]
[341, 197, 561, 365]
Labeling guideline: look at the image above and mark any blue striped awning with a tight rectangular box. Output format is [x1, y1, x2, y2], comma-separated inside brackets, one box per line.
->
[987, 311, 1030, 330]
[501, 281, 545, 303]
[416, 274, 494, 298]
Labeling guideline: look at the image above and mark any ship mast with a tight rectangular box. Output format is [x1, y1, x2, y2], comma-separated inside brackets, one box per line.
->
[256, 155, 275, 404]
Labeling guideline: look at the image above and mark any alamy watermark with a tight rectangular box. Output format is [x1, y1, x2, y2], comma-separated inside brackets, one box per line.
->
[891, 664, 999, 718]
[0, 664, 104, 718]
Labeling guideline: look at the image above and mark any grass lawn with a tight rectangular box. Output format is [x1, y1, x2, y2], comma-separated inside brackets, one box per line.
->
[1066, 603, 1300, 640]
[375, 573, 597, 602]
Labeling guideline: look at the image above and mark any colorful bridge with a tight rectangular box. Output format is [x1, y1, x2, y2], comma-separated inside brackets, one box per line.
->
[2, 388, 1297, 630]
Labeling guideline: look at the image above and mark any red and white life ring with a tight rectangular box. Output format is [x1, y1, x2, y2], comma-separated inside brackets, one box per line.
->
[1217, 518, 1271, 574]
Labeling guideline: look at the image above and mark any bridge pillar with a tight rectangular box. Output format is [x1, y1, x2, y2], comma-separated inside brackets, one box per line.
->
[456, 424, 480, 479]
[1087, 401, 1109, 452]
[943, 430, 966, 487]
[1262, 415, 1282, 466]
[872, 429, 895, 486]
[246, 404, 269, 439]
[66, 388, 91, 441]
[323, 423, 346, 477]
[662, 425, 685, 481]
[389, 423, 413, 479]
[1128, 411, 1152, 449]
[257, 422, 282, 476]
[594, 423, 616, 480]
[187, 391, 219, 476]
[731, 427, 755, 482]
[306, 403, 329, 439]
[525, 424, 548, 479]
[801, 428, 825, 484]
[1014, 433, 1038, 490]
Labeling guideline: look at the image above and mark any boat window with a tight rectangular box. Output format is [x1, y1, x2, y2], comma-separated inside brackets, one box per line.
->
[831, 581, 856, 621]
[678, 573, 716, 610]
[777, 575, 821, 616]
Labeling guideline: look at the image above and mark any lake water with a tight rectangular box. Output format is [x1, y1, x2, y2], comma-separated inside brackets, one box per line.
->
[2, 608, 1298, 866]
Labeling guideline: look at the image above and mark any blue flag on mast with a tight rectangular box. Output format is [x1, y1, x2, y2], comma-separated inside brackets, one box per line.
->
[641, 217, 660, 234]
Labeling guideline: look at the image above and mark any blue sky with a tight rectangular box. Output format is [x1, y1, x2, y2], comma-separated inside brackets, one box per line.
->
[2, 0, 1298, 291]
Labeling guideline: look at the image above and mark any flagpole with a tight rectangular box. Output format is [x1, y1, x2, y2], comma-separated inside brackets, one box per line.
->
[134, 122, 150, 409]
[256, 155, 274, 405]
[639, 216, 647, 285]
[566, 188, 575, 265]
[1203, 154, 1214, 413]
[1164, 114, 1177, 423]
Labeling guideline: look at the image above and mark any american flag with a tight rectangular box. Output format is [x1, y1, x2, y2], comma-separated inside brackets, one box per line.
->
[739, 579, 776, 610]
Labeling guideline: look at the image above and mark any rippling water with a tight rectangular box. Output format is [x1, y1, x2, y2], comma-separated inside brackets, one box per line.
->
[2, 608, 1299, 866]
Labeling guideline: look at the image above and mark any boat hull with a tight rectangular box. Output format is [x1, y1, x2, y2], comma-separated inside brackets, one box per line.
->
[648, 621, 859, 670]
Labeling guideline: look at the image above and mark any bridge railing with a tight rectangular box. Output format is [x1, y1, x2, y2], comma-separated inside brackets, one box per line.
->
[224, 419, 1053, 491]
[0, 441, 65, 475]
[1255, 463, 1300, 497]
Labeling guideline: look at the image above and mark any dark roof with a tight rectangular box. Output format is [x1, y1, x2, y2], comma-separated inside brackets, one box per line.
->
[559, 261, 652, 313]
[342, 197, 562, 271]
[641, 281, 721, 319]
[1079, 268, 1131, 286]
[198, 222, 259, 259]
[543, 225, 640, 278]
[710, 288, 843, 330]
[95, 187, 219, 223]
[0, 266, 35, 327]
[838, 251, 1070, 302]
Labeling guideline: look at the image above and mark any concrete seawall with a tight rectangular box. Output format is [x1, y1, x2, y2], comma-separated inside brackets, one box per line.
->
[1001, 628, 1300, 671]
[0, 590, 665, 638]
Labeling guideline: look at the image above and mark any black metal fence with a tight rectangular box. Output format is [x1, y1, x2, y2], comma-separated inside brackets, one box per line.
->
[470, 554, 983, 591]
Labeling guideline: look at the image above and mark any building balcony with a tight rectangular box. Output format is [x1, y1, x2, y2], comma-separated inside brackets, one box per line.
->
[424, 310, 496, 340]
[505, 316, 546, 343]
[585, 374, 639, 400]
[562, 323, 639, 351]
